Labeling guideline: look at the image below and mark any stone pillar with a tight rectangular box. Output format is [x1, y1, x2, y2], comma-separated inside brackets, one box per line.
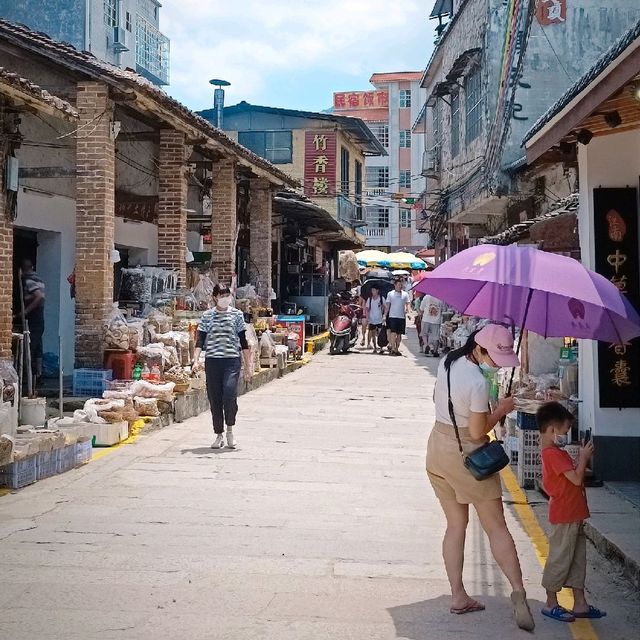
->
[249, 179, 273, 299]
[74, 81, 115, 367]
[0, 130, 12, 360]
[157, 129, 189, 286]
[210, 158, 237, 285]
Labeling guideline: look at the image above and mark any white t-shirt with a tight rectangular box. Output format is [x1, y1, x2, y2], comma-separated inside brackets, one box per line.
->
[386, 290, 410, 318]
[420, 295, 442, 324]
[367, 295, 385, 324]
[434, 357, 489, 429]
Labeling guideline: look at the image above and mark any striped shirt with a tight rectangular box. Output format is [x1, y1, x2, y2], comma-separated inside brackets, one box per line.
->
[198, 308, 246, 358]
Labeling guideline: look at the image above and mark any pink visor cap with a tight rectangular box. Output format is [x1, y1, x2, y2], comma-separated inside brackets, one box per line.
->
[475, 324, 520, 368]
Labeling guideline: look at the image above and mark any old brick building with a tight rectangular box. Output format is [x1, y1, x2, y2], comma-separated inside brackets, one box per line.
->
[0, 20, 296, 369]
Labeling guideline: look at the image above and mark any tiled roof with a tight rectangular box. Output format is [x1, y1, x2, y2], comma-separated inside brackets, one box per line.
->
[0, 19, 297, 186]
[0, 66, 78, 118]
[524, 18, 640, 144]
[479, 193, 579, 246]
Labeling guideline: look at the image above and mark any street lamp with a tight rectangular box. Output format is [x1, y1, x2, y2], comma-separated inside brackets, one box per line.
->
[209, 79, 231, 129]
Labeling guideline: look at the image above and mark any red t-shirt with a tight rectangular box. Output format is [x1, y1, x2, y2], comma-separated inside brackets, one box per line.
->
[541, 446, 590, 525]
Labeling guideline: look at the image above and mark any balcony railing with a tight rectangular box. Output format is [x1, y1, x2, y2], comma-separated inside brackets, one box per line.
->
[365, 227, 390, 238]
[364, 186, 388, 197]
[337, 193, 357, 226]
[136, 14, 170, 85]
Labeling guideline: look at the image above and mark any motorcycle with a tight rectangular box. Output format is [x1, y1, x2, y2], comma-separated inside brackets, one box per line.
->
[329, 293, 362, 354]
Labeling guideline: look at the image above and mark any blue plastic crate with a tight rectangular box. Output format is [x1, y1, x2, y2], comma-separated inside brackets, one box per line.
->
[72, 368, 113, 397]
[75, 439, 92, 466]
[56, 445, 76, 474]
[0, 457, 38, 489]
[517, 411, 538, 431]
[36, 450, 59, 480]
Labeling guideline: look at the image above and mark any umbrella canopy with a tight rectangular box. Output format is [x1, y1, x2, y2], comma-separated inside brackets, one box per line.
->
[356, 249, 388, 267]
[364, 268, 393, 281]
[392, 269, 411, 276]
[361, 278, 395, 299]
[414, 244, 640, 343]
[380, 252, 427, 270]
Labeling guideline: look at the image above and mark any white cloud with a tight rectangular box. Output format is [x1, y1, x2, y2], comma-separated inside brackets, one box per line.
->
[160, 0, 433, 110]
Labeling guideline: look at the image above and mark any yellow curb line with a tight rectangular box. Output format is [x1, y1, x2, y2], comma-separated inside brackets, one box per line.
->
[501, 464, 598, 640]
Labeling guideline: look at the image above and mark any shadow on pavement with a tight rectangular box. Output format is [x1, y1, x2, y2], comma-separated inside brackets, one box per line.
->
[179, 447, 236, 456]
[387, 595, 547, 639]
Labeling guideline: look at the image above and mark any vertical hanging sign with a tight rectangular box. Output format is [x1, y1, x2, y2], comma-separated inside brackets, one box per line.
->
[593, 187, 640, 408]
[304, 131, 337, 198]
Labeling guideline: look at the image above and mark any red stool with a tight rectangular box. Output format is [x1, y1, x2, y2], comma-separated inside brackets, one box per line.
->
[104, 350, 135, 381]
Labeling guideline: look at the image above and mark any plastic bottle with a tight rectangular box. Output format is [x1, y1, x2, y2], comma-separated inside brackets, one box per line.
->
[132, 363, 142, 381]
[141, 364, 151, 381]
[150, 364, 161, 382]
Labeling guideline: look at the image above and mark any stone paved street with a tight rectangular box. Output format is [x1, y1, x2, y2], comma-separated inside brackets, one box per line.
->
[0, 333, 638, 640]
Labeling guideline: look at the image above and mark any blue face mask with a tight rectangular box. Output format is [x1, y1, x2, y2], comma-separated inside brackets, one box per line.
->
[554, 434, 569, 448]
[479, 362, 499, 374]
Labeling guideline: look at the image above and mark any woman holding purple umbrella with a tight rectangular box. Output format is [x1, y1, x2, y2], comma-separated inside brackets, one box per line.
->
[426, 324, 535, 632]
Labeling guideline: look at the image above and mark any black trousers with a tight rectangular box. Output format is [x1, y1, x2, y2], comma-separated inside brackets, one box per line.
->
[205, 357, 241, 433]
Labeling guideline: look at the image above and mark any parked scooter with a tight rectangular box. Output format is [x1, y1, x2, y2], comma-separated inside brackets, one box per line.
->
[329, 292, 362, 354]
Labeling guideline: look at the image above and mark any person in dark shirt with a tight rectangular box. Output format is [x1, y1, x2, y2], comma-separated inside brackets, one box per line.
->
[15, 259, 46, 378]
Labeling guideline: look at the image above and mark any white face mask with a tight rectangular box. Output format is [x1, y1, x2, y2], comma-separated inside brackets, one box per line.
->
[217, 296, 232, 310]
[554, 434, 569, 448]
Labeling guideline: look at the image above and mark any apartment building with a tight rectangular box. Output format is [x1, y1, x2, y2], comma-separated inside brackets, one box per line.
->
[334, 72, 427, 251]
[0, 0, 170, 85]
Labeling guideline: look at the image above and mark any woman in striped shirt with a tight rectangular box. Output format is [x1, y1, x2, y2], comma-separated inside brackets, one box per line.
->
[193, 285, 253, 449]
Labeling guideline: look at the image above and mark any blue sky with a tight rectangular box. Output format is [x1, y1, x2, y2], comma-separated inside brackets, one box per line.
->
[161, 0, 437, 113]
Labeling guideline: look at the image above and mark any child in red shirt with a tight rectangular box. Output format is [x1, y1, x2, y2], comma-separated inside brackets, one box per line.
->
[537, 402, 606, 623]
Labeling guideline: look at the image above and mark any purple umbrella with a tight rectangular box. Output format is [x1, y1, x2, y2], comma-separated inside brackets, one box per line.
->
[414, 244, 640, 343]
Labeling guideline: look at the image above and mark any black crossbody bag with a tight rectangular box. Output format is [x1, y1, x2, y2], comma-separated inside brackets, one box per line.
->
[446, 365, 509, 481]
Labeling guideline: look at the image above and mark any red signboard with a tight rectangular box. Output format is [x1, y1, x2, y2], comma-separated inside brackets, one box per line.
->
[333, 90, 388, 111]
[536, 0, 566, 25]
[304, 131, 337, 198]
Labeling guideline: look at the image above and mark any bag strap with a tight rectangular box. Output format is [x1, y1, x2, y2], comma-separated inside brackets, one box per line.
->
[446, 364, 465, 455]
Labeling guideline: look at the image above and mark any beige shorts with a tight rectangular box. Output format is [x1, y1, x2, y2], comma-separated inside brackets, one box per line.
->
[426, 422, 503, 504]
[542, 522, 587, 592]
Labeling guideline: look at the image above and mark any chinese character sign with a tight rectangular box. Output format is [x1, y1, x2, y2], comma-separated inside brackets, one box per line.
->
[593, 187, 640, 408]
[536, 0, 566, 25]
[304, 131, 337, 198]
[333, 90, 389, 111]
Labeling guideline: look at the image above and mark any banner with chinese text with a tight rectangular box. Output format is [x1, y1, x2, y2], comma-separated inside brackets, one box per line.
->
[333, 91, 388, 111]
[304, 131, 337, 198]
[593, 187, 640, 408]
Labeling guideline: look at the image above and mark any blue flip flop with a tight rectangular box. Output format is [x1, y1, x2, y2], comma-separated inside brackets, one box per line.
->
[542, 605, 576, 622]
[573, 605, 607, 619]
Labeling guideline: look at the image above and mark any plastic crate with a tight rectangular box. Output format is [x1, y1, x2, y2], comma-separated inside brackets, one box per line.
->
[517, 429, 541, 488]
[75, 439, 92, 465]
[517, 411, 538, 430]
[503, 436, 519, 465]
[0, 456, 38, 489]
[72, 368, 113, 397]
[56, 445, 76, 474]
[36, 450, 59, 480]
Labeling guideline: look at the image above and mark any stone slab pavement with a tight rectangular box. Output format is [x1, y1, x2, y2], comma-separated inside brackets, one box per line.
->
[1, 330, 638, 639]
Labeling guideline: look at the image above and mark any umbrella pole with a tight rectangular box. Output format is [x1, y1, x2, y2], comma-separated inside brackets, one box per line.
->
[507, 288, 534, 395]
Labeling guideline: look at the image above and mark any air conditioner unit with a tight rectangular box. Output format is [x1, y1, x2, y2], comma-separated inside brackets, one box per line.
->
[422, 149, 440, 178]
[113, 26, 129, 53]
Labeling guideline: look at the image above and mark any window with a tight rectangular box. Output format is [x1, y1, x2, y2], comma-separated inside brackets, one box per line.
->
[368, 121, 389, 147]
[399, 210, 411, 228]
[399, 89, 412, 108]
[354, 160, 363, 220]
[399, 130, 412, 148]
[365, 166, 389, 190]
[465, 67, 483, 144]
[104, 0, 117, 27]
[340, 146, 350, 196]
[125, 11, 132, 32]
[237, 131, 292, 164]
[366, 207, 390, 228]
[399, 169, 411, 189]
[450, 91, 460, 158]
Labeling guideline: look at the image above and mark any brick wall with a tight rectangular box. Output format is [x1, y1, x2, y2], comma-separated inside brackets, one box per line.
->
[210, 158, 237, 285]
[249, 179, 273, 298]
[0, 115, 12, 360]
[74, 81, 115, 367]
[157, 129, 189, 285]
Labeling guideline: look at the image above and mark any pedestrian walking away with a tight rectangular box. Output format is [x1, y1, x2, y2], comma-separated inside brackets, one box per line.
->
[383, 278, 410, 356]
[537, 402, 606, 623]
[365, 285, 385, 353]
[193, 285, 254, 449]
[426, 324, 535, 632]
[420, 293, 443, 356]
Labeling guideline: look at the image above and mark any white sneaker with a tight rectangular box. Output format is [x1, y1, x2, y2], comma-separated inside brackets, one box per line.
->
[226, 429, 236, 449]
[211, 434, 224, 449]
